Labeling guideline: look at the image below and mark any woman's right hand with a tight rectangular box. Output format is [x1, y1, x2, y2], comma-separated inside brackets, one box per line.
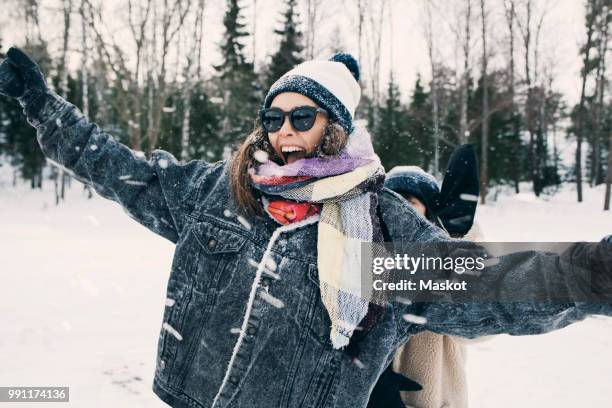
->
[0, 47, 51, 114]
[0, 53, 25, 98]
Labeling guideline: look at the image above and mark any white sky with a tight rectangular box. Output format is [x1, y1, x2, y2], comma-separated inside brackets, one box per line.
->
[0, 0, 588, 105]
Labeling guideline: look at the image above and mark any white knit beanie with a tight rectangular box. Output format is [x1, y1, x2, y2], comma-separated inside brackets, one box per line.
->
[263, 53, 361, 133]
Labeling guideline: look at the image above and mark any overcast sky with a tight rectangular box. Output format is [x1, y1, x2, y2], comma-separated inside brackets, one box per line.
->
[0, 0, 588, 105]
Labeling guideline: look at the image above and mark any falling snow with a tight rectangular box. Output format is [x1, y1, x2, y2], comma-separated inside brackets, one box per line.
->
[352, 358, 366, 369]
[162, 323, 183, 341]
[259, 291, 284, 308]
[403, 314, 427, 325]
[395, 296, 412, 305]
[90, 144, 98, 151]
[237, 215, 252, 231]
[123, 180, 148, 186]
[482, 257, 500, 267]
[158, 159, 169, 169]
[253, 150, 269, 163]
[164, 298, 175, 307]
[460, 193, 479, 202]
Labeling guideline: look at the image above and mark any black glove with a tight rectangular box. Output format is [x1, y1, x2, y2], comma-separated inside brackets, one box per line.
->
[366, 364, 422, 408]
[0, 47, 51, 114]
[0, 55, 25, 98]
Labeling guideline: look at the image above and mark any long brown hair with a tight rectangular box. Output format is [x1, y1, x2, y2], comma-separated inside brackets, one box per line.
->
[230, 120, 349, 216]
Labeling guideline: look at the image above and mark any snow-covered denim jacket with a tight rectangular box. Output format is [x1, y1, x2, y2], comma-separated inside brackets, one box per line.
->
[29, 93, 611, 408]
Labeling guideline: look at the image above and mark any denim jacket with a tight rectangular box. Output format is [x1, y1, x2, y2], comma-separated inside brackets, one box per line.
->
[29, 93, 611, 408]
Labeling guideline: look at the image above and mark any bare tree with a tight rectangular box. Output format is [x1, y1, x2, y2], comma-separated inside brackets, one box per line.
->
[56, 0, 73, 204]
[503, 0, 520, 193]
[180, 0, 206, 161]
[80, 0, 93, 198]
[251, 0, 257, 69]
[145, 0, 192, 153]
[515, 0, 549, 197]
[303, 0, 324, 59]
[126, 0, 153, 150]
[356, 0, 366, 63]
[459, 0, 472, 144]
[363, 0, 388, 107]
[479, 0, 488, 203]
[591, 1, 609, 186]
[573, 0, 600, 202]
[605, 130, 612, 210]
[422, 0, 441, 176]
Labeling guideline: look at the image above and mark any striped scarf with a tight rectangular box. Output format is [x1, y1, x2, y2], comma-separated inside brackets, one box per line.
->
[250, 125, 385, 349]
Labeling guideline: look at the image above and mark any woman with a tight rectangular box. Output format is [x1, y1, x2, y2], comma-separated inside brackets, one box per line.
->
[1, 48, 611, 408]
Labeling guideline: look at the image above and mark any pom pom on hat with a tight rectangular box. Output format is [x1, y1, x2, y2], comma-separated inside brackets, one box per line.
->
[328, 53, 360, 82]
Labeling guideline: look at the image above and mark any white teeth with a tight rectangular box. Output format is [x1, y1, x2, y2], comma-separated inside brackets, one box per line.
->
[281, 146, 304, 153]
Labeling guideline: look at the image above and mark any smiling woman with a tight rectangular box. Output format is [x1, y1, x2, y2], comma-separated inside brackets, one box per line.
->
[1, 47, 611, 408]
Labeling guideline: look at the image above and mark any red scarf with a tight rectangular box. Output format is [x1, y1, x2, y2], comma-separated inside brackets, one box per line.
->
[267, 200, 321, 225]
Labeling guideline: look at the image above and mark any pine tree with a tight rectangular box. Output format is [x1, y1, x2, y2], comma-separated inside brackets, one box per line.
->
[216, 0, 250, 80]
[215, 0, 261, 150]
[374, 73, 412, 170]
[406, 75, 434, 170]
[265, 0, 304, 90]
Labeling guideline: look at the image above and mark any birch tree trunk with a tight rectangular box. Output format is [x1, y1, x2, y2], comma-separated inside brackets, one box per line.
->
[459, 0, 472, 144]
[479, 0, 488, 204]
[423, 0, 440, 177]
[80, 0, 93, 198]
[504, 0, 520, 193]
[57, 0, 72, 204]
[575, 0, 597, 202]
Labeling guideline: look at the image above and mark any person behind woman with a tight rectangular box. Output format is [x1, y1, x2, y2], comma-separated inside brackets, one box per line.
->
[369, 146, 479, 408]
[1, 48, 611, 408]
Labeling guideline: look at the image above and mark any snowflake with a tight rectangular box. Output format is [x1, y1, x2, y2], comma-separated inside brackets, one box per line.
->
[162, 323, 183, 341]
[402, 314, 427, 325]
[253, 150, 269, 163]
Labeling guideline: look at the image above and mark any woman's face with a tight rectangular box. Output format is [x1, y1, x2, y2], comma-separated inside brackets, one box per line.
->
[267, 92, 328, 164]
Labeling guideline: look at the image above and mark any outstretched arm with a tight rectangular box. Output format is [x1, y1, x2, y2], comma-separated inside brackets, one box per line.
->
[0, 47, 215, 243]
[378, 191, 612, 342]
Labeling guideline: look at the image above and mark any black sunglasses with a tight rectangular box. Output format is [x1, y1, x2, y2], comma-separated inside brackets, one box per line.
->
[260, 106, 328, 133]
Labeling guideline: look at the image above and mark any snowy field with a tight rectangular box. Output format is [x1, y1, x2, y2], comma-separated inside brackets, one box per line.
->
[1, 175, 611, 407]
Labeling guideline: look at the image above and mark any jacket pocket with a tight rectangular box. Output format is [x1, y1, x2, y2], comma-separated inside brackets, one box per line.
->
[190, 220, 248, 295]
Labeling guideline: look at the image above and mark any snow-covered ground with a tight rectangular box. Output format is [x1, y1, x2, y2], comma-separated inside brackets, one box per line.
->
[0, 177, 610, 407]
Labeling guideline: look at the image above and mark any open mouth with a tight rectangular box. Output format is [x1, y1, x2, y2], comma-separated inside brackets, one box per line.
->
[281, 146, 306, 164]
